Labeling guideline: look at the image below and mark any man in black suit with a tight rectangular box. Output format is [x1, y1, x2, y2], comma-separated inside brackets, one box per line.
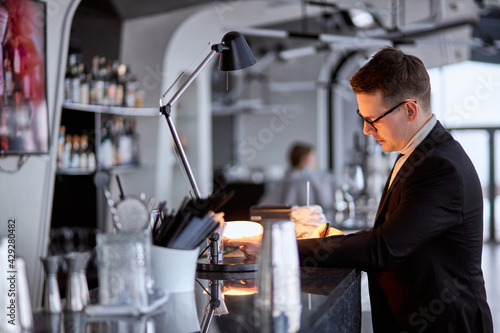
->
[298, 47, 493, 332]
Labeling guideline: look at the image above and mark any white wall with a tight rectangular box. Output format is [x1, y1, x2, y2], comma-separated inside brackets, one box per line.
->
[120, 1, 325, 206]
[0, 0, 81, 307]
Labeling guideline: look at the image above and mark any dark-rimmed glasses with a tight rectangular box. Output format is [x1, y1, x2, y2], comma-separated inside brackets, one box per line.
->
[356, 100, 417, 132]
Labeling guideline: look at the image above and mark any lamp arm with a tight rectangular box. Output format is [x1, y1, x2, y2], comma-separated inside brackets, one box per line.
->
[161, 49, 217, 111]
[160, 44, 229, 110]
[201, 306, 216, 333]
[201, 279, 221, 333]
[163, 114, 202, 199]
[159, 45, 225, 200]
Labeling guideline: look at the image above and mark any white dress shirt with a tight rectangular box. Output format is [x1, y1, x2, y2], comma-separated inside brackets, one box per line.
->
[389, 114, 437, 187]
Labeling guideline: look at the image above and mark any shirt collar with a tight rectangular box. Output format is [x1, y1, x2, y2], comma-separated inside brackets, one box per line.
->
[400, 114, 437, 156]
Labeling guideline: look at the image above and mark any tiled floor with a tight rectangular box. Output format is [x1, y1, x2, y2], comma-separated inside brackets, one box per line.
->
[361, 242, 500, 332]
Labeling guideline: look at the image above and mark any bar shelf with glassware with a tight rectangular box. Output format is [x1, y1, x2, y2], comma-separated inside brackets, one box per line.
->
[56, 112, 147, 174]
[64, 54, 149, 109]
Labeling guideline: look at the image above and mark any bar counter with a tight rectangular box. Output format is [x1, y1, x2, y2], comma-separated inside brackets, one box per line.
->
[34, 267, 361, 333]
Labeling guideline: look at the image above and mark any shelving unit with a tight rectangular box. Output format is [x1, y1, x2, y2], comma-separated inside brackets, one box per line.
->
[51, 102, 160, 231]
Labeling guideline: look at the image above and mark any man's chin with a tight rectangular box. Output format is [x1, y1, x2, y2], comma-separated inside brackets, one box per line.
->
[378, 141, 395, 152]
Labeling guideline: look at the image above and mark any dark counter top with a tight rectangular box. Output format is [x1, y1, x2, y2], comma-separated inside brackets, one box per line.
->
[195, 267, 361, 333]
[299, 268, 362, 333]
[34, 267, 361, 333]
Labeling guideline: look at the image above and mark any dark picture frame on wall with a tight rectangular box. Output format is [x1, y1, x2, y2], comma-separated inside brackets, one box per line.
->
[0, 0, 49, 156]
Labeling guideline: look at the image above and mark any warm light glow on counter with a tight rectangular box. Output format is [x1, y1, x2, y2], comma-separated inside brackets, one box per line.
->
[223, 221, 263, 239]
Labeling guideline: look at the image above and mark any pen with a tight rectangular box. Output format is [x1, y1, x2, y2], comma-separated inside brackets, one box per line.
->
[323, 222, 330, 238]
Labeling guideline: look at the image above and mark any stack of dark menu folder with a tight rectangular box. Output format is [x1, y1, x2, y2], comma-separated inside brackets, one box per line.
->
[152, 188, 233, 250]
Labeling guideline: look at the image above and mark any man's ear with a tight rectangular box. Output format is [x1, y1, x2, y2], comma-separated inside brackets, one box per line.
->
[406, 101, 418, 122]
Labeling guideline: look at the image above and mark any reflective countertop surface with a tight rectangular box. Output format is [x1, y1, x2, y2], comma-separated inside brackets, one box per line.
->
[34, 268, 361, 333]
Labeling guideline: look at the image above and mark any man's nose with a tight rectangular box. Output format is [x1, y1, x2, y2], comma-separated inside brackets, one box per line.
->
[363, 121, 375, 135]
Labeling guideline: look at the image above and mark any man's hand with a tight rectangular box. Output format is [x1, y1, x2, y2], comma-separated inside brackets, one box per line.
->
[222, 235, 262, 259]
[311, 224, 345, 238]
[222, 224, 344, 259]
[223, 234, 262, 259]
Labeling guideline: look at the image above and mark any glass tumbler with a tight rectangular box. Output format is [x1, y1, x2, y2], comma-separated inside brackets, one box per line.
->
[255, 219, 302, 333]
[96, 232, 150, 307]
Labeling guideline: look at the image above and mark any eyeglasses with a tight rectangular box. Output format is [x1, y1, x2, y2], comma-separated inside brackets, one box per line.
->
[356, 100, 417, 132]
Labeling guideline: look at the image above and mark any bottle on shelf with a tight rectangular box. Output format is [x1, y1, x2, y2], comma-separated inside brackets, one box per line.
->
[64, 55, 73, 103]
[62, 134, 72, 169]
[87, 143, 96, 172]
[101, 59, 111, 106]
[134, 87, 144, 108]
[57, 120, 140, 173]
[88, 55, 98, 105]
[98, 56, 107, 80]
[57, 126, 66, 169]
[90, 55, 100, 81]
[79, 64, 89, 105]
[125, 74, 137, 108]
[71, 56, 80, 104]
[79, 135, 89, 170]
[94, 57, 107, 105]
[70, 135, 81, 169]
[126, 118, 140, 165]
[95, 116, 141, 169]
[64, 54, 146, 107]
[99, 122, 113, 169]
[116, 64, 127, 106]
[60, 54, 149, 174]
[56, 128, 98, 173]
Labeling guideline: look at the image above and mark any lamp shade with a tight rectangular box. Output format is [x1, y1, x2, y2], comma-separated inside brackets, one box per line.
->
[219, 31, 256, 71]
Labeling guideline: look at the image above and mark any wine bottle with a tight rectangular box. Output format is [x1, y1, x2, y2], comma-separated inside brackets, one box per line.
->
[88, 148, 96, 172]
[125, 74, 137, 107]
[116, 64, 127, 106]
[69, 54, 80, 103]
[92, 56, 106, 105]
[99, 57, 108, 105]
[62, 134, 72, 169]
[79, 64, 89, 105]
[100, 122, 113, 169]
[79, 135, 89, 170]
[57, 126, 66, 169]
[90, 56, 100, 104]
[70, 135, 81, 169]
[106, 60, 117, 106]
[121, 118, 133, 165]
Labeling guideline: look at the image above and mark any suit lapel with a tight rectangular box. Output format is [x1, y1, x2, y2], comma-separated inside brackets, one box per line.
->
[375, 153, 403, 219]
[373, 122, 451, 226]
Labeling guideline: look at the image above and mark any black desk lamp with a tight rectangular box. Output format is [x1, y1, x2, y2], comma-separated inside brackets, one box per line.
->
[159, 31, 257, 270]
[160, 31, 256, 199]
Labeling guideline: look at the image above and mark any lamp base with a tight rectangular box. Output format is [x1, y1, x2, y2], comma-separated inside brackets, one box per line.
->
[197, 257, 257, 272]
[196, 269, 256, 281]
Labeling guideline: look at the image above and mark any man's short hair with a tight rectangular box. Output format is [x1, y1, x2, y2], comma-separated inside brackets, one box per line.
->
[349, 46, 431, 112]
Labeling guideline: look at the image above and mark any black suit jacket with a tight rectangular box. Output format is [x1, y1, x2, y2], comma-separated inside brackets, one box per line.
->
[298, 122, 493, 332]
